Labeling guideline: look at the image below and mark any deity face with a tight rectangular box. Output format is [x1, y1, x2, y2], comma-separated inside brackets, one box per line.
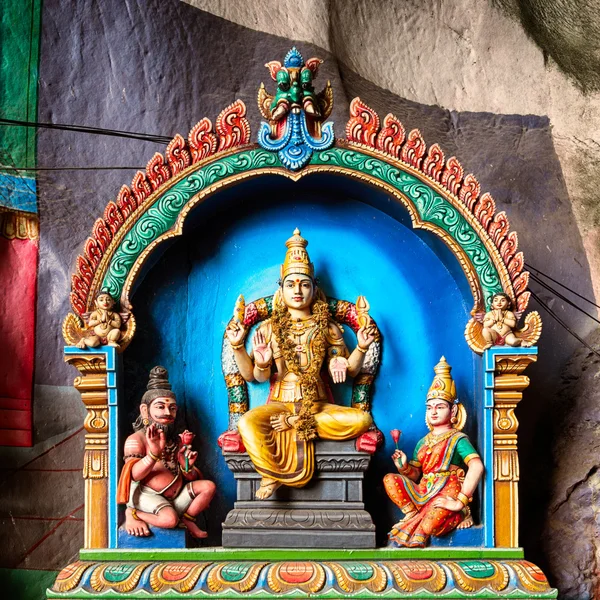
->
[281, 274, 315, 310]
[491, 294, 510, 310]
[96, 293, 115, 311]
[426, 400, 454, 428]
[140, 396, 177, 431]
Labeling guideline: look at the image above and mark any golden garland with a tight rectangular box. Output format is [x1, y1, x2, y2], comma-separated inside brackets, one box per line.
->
[270, 298, 331, 440]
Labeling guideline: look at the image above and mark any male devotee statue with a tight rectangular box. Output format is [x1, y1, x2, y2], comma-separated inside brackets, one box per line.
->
[225, 229, 375, 500]
[117, 366, 216, 538]
[383, 357, 484, 547]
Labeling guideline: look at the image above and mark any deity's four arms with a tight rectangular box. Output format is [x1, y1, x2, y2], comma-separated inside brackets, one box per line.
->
[117, 366, 216, 538]
[383, 357, 484, 548]
[225, 228, 377, 500]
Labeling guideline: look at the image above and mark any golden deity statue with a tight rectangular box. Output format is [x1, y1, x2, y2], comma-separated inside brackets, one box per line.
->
[225, 229, 375, 499]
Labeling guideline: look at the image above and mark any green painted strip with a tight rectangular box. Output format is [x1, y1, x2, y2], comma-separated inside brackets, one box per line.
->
[0, 0, 41, 212]
[101, 148, 281, 298]
[80, 546, 524, 562]
[100, 147, 501, 308]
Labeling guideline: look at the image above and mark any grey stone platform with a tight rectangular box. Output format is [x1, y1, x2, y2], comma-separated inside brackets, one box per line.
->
[221, 439, 376, 548]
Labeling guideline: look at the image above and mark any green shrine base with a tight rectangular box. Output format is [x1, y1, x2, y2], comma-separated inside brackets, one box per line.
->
[48, 547, 557, 599]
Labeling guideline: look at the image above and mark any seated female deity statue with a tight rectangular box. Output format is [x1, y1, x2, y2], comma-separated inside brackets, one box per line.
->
[225, 229, 375, 500]
[383, 357, 484, 548]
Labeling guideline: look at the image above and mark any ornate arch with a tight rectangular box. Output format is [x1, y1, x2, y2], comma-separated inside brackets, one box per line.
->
[63, 72, 541, 354]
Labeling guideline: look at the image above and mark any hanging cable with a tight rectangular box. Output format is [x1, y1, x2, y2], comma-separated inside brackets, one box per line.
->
[529, 272, 600, 326]
[526, 262, 600, 310]
[530, 290, 600, 358]
[0, 117, 172, 145]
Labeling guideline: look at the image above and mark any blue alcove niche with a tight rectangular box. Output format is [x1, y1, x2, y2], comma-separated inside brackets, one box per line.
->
[122, 174, 483, 547]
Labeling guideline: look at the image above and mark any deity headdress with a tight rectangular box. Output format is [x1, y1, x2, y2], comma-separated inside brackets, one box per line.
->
[280, 228, 315, 280]
[426, 357, 466, 430]
[141, 365, 176, 406]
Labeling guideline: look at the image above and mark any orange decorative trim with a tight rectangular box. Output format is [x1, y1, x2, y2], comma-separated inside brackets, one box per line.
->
[0, 207, 39, 240]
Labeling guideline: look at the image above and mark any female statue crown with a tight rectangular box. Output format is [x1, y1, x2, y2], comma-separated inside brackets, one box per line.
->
[426, 356, 457, 404]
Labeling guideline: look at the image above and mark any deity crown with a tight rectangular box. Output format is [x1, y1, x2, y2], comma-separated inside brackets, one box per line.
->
[281, 228, 314, 280]
[426, 356, 457, 404]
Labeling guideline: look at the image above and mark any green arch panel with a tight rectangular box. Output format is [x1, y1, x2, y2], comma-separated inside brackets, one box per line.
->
[101, 147, 502, 302]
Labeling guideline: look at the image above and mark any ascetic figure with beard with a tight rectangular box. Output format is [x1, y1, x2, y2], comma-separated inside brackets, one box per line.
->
[117, 366, 216, 538]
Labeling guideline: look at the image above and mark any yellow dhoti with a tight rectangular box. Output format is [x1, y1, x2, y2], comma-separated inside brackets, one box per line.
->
[238, 401, 372, 487]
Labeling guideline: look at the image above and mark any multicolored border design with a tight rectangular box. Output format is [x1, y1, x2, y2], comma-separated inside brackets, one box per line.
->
[67, 98, 531, 337]
[50, 557, 555, 598]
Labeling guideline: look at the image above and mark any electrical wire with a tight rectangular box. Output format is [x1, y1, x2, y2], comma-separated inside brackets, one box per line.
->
[0, 117, 172, 145]
[529, 272, 600, 326]
[526, 262, 600, 310]
[530, 290, 600, 358]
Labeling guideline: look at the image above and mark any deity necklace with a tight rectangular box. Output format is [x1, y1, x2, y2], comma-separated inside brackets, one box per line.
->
[161, 441, 179, 475]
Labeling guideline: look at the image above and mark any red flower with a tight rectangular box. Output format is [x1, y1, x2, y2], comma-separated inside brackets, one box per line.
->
[179, 430, 195, 446]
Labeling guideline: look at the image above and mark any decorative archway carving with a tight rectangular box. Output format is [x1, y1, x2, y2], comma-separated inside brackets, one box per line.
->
[63, 72, 540, 355]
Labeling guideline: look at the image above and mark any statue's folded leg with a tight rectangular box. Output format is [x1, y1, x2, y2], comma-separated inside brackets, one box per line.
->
[313, 402, 372, 440]
[238, 402, 315, 489]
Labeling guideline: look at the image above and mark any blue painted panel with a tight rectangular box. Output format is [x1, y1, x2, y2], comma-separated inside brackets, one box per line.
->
[0, 173, 37, 212]
[118, 526, 187, 549]
[124, 177, 482, 546]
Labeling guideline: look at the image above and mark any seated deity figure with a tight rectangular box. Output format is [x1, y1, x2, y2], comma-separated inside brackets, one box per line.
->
[76, 291, 122, 349]
[117, 366, 216, 538]
[383, 357, 484, 548]
[481, 292, 531, 349]
[225, 229, 375, 500]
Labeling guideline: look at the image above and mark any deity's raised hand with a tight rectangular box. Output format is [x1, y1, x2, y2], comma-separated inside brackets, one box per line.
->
[226, 321, 247, 347]
[357, 324, 376, 350]
[146, 424, 166, 456]
[329, 356, 348, 384]
[252, 331, 272, 366]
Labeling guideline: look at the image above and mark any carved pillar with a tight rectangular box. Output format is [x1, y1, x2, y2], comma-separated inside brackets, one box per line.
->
[65, 352, 109, 548]
[492, 353, 536, 548]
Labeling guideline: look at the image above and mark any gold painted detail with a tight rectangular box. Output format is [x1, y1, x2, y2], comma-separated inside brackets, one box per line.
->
[267, 562, 326, 594]
[62, 311, 136, 353]
[388, 560, 446, 593]
[327, 562, 387, 593]
[0, 206, 39, 240]
[206, 562, 266, 593]
[52, 561, 91, 593]
[149, 563, 211, 593]
[465, 311, 542, 355]
[90, 563, 149, 593]
[50, 559, 554, 596]
[446, 560, 509, 593]
[225, 373, 245, 388]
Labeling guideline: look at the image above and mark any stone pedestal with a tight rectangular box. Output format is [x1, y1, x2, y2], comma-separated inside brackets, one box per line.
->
[222, 440, 376, 548]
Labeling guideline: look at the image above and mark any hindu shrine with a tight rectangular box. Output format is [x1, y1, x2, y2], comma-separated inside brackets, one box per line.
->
[5, 3, 600, 599]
